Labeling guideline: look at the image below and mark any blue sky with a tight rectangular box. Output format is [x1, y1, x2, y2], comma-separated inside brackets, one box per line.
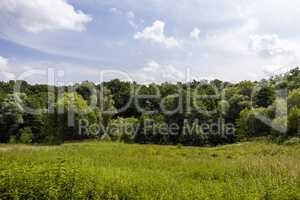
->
[0, 0, 299, 84]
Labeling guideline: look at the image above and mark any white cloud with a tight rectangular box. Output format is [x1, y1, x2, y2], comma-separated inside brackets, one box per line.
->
[0, 56, 8, 70]
[0, 58, 105, 84]
[0, 0, 92, 33]
[0, 56, 15, 80]
[110, 8, 138, 29]
[262, 65, 294, 77]
[2, 0, 300, 83]
[110, 7, 122, 15]
[126, 11, 135, 19]
[248, 34, 293, 58]
[190, 28, 201, 40]
[126, 11, 137, 29]
[134, 61, 185, 83]
[0, 59, 184, 84]
[134, 20, 179, 48]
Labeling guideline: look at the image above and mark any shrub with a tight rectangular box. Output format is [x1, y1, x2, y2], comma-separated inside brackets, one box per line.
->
[19, 127, 33, 144]
[271, 117, 288, 138]
[237, 108, 271, 139]
[267, 98, 288, 119]
[288, 107, 300, 136]
[288, 89, 300, 109]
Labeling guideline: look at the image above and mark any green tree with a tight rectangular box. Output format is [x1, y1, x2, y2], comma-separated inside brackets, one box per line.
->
[22, 94, 47, 143]
[226, 94, 250, 123]
[75, 81, 97, 104]
[237, 81, 255, 98]
[56, 92, 101, 140]
[254, 86, 276, 108]
[97, 86, 116, 126]
[0, 94, 24, 143]
[287, 67, 300, 90]
[288, 89, 300, 109]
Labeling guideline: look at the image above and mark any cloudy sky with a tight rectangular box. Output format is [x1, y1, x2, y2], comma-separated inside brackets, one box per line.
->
[0, 0, 299, 84]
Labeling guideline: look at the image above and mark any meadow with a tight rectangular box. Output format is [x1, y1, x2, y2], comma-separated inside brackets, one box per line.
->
[1, 140, 300, 199]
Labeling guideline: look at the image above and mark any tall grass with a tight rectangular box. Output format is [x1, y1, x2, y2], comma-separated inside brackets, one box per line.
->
[1, 141, 300, 199]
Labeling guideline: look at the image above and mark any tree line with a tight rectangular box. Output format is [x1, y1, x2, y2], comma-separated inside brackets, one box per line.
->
[0, 68, 300, 146]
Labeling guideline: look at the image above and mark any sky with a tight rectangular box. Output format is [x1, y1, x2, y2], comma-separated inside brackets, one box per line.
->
[0, 0, 299, 84]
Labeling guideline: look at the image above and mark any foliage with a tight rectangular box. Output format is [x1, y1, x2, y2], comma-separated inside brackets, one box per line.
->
[56, 92, 101, 140]
[271, 117, 288, 138]
[288, 107, 300, 136]
[237, 108, 271, 139]
[0, 67, 300, 145]
[19, 127, 33, 144]
[288, 88, 300, 109]
[226, 94, 250, 123]
[0, 94, 24, 143]
[253, 85, 276, 108]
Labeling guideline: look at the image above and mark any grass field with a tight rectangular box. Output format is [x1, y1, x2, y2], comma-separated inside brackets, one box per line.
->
[1, 141, 300, 199]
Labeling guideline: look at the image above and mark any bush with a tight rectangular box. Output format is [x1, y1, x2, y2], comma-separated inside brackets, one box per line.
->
[288, 89, 300, 109]
[19, 127, 33, 144]
[288, 107, 300, 136]
[237, 108, 271, 139]
[271, 117, 288, 138]
[267, 98, 288, 119]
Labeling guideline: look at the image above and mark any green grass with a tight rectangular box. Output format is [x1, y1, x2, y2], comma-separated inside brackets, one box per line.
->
[1, 141, 300, 199]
